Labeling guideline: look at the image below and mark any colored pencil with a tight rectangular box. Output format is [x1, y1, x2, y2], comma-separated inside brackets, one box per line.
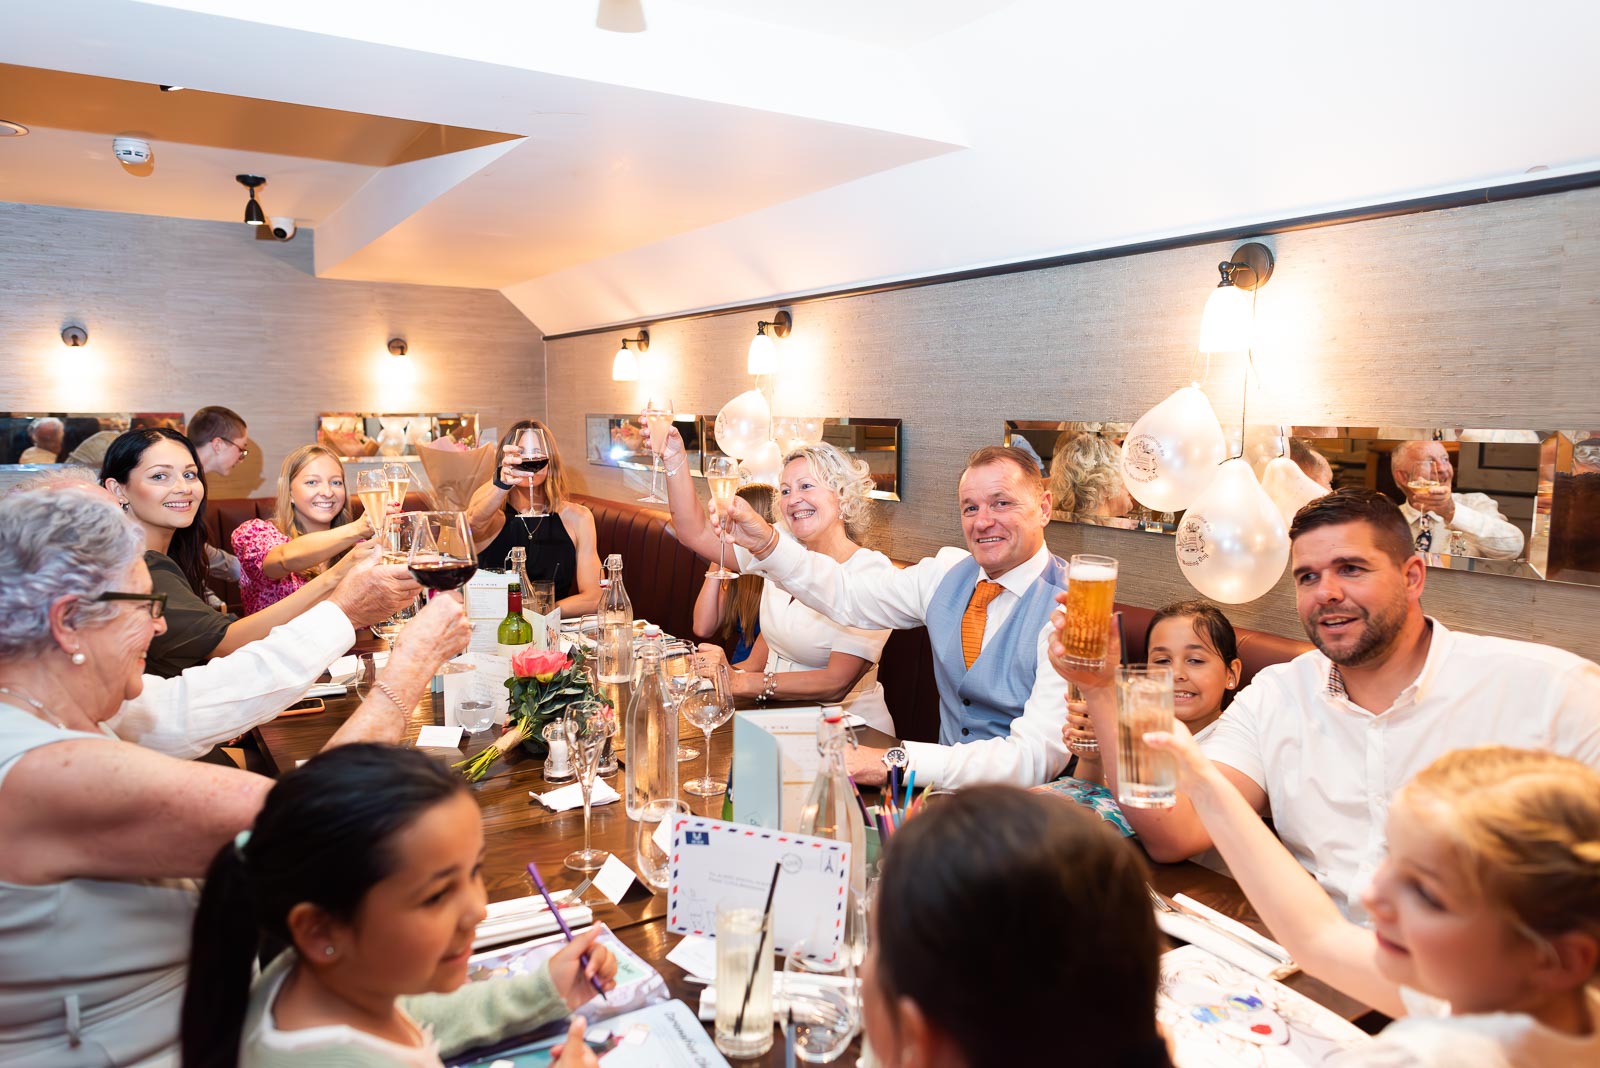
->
[526, 861, 608, 1002]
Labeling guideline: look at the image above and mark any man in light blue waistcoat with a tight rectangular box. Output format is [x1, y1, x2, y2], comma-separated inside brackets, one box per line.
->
[724, 445, 1071, 787]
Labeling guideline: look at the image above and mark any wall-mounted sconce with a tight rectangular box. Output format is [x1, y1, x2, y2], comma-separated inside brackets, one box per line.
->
[612, 330, 649, 381]
[387, 337, 417, 382]
[748, 310, 791, 376]
[61, 325, 89, 347]
[236, 174, 266, 226]
[1199, 241, 1274, 354]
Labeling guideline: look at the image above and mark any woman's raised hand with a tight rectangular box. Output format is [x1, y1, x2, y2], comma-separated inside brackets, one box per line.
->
[388, 594, 472, 673]
[709, 493, 774, 552]
[498, 442, 525, 487]
[1142, 720, 1211, 788]
[643, 422, 687, 470]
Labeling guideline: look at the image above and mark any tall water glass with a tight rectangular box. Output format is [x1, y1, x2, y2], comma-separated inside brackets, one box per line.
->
[635, 797, 688, 891]
[596, 623, 634, 685]
[1115, 665, 1177, 809]
[1058, 554, 1119, 668]
[715, 904, 774, 1058]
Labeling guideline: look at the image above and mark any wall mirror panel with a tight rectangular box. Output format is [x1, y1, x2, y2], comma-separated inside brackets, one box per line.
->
[318, 412, 479, 460]
[585, 413, 704, 476]
[1006, 421, 1600, 587]
[1, 411, 186, 467]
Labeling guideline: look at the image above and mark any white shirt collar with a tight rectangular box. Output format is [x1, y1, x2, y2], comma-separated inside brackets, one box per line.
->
[1323, 617, 1452, 710]
[976, 541, 1052, 597]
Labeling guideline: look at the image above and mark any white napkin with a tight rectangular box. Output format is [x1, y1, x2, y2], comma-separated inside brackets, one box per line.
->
[695, 974, 860, 1022]
[473, 892, 594, 950]
[530, 779, 621, 812]
[1156, 910, 1297, 980]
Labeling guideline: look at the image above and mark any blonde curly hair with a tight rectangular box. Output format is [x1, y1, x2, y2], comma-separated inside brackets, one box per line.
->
[1049, 431, 1125, 517]
[773, 442, 874, 541]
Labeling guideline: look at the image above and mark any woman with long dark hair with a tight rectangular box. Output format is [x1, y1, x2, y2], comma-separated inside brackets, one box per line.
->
[182, 744, 615, 1068]
[100, 428, 369, 676]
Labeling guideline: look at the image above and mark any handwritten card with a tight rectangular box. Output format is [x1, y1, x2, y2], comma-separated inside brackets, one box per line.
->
[666, 815, 851, 962]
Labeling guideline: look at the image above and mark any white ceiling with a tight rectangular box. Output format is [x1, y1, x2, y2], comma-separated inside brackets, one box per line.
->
[3, 0, 1600, 335]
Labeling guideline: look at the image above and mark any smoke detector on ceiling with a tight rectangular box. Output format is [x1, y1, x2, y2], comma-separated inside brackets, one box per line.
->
[113, 137, 153, 166]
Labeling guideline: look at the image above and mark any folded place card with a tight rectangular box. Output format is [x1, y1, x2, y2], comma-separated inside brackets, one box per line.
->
[416, 724, 465, 749]
[731, 706, 824, 832]
[591, 853, 640, 905]
[531, 778, 621, 812]
[664, 933, 717, 981]
[666, 814, 851, 962]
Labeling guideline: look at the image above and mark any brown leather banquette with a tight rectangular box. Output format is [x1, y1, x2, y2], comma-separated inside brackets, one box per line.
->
[203, 492, 1310, 744]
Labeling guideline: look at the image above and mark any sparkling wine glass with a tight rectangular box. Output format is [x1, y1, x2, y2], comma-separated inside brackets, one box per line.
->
[355, 469, 388, 535]
[512, 427, 551, 517]
[564, 698, 616, 872]
[406, 512, 477, 593]
[639, 397, 673, 504]
[382, 462, 411, 510]
[682, 655, 733, 796]
[705, 455, 740, 580]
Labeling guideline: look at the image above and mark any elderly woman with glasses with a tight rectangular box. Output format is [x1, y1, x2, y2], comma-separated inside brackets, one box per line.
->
[0, 482, 471, 1066]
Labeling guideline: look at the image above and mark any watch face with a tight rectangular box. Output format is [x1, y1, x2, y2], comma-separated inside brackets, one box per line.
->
[882, 746, 908, 769]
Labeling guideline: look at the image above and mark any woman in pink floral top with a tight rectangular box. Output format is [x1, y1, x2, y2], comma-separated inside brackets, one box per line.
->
[233, 445, 376, 614]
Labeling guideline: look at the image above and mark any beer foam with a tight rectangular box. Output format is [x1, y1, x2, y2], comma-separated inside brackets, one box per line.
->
[1069, 564, 1117, 582]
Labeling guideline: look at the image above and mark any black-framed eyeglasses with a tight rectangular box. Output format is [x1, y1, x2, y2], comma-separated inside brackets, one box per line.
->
[93, 591, 168, 619]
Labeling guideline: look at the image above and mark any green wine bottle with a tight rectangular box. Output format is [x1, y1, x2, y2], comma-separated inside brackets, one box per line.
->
[497, 581, 534, 656]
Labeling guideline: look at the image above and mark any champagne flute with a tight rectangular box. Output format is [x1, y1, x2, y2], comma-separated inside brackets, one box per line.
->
[705, 456, 740, 580]
[407, 511, 478, 592]
[682, 655, 733, 796]
[564, 699, 616, 872]
[511, 427, 551, 517]
[383, 462, 411, 509]
[355, 469, 388, 534]
[373, 512, 425, 639]
[639, 397, 673, 504]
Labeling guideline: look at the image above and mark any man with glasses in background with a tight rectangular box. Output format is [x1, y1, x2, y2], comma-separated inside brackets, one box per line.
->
[188, 406, 251, 607]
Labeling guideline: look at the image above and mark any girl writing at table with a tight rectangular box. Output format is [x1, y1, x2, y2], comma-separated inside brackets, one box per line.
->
[1149, 737, 1600, 1067]
[181, 744, 616, 1068]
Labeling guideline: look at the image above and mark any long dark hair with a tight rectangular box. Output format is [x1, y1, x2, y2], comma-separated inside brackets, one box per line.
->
[99, 427, 211, 597]
[874, 787, 1170, 1067]
[180, 745, 470, 1068]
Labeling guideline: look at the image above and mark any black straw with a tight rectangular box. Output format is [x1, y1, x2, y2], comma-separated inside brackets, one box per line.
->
[1114, 611, 1128, 666]
[734, 861, 782, 1034]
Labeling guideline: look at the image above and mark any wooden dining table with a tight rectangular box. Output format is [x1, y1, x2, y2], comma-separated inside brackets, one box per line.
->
[253, 684, 1378, 1064]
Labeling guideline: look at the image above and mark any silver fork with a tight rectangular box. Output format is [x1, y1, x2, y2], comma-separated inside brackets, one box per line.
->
[1149, 886, 1288, 965]
[566, 874, 596, 905]
[1147, 886, 1177, 913]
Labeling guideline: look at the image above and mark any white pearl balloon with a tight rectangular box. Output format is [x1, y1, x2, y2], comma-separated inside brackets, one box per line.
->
[1121, 385, 1228, 512]
[714, 389, 772, 460]
[1260, 455, 1329, 525]
[1174, 458, 1289, 604]
[740, 439, 784, 486]
[1237, 424, 1287, 480]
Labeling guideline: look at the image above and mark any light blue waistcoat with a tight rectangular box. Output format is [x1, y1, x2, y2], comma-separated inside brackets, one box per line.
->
[923, 552, 1069, 746]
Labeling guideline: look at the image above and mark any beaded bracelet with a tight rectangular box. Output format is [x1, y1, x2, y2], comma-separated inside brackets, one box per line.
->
[374, 681, 410, 715]
[756, 670, 778, 703]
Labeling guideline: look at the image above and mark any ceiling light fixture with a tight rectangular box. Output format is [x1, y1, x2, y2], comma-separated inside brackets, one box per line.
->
[0, 120, 29, 138]
[596, 0, 646, 32]
[1199, 241, 1273, 354]
[236, 174, 266, 226]
[158, 85, 185, 92]
[747, 310, 791, 376]
[612, 330, 649, 381]
[61, 325, 88, 347]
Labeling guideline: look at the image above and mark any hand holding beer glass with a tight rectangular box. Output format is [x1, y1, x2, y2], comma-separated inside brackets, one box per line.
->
[1057, 555, 1118, 669]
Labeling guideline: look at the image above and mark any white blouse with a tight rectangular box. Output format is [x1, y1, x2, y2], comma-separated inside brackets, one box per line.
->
[1329, 984, 1600, 1067]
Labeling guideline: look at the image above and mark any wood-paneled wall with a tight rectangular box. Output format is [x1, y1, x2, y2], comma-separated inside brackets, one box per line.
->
[546, 186, 1600, 663]
[0, 202, 544, 499]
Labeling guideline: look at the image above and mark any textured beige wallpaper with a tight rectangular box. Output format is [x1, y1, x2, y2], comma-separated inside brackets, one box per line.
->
[546, 186, 1600, 663]
[0, 202, 545, 499]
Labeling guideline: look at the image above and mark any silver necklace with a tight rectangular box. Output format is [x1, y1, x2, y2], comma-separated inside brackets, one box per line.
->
[0, 686, 69, 730]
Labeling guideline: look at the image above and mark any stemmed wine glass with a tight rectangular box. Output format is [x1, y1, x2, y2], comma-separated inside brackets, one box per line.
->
[406, 512, 478, 593]
[382, 462, 411, 509]
[682, 655, 733, 796]
[705, 456, 740, 580]
[512, 427, 551, 517]
[355, 469, 388, 535]
[372, 512, 426, 639]
[564, 698, 617, 873]
[662, 647, 700, 763]
[640, 397, 674, 504]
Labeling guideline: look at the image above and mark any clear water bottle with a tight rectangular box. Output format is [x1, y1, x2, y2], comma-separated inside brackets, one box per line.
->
[600, 554, 632, 627]
[624, 625, 677, 820]
[797, 712, 868, 959]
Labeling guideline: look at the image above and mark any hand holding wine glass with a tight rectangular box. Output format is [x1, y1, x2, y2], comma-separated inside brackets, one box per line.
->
[355, 469, 389, 535]
[406, 511, 478, 592]
[705, 456, 741, 580]
[638, 397, 673, 504]
[511, 427, 551, 517]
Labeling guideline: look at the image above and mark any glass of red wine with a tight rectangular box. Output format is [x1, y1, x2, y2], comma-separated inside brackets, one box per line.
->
[406, 511, 478, 593]
[512, 427, 551, 517]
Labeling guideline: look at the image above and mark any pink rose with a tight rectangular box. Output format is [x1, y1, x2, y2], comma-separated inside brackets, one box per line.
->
[511, 647, 572, 683]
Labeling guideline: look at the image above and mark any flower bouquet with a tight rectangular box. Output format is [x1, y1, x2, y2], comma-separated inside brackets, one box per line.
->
[455, 645, 603, 782]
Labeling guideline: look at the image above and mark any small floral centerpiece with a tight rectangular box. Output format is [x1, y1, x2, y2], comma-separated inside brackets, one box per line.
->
[455, 645, 602, 782]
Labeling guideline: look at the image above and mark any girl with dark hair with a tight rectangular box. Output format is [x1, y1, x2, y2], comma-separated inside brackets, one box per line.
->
[182, 744, 616, 1068]
[101, 428, 370, 677]
[1066, 600, 1241, 786]
[863, 785, 1172, 1067]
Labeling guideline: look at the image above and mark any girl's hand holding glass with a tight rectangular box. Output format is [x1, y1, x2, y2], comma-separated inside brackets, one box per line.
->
[547, 925, 619, 1009]
[1064, 698, 1099, 756]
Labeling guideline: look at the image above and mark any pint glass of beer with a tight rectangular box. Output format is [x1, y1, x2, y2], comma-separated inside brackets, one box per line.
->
[1058, 554, 1118, 668]
[1115, 665, 1177, 809]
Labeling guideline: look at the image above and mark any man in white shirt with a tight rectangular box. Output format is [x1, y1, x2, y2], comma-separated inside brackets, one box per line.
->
[18, 417, 64, 464]
[719, 445, 1071, 789]
[1392, 440, 1524, 560]
[1055, 489, 1600, 920]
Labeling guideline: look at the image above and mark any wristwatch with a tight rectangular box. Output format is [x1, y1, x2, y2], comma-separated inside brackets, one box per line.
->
[880, 746, 909, 775]
[492, 474, 514, 492]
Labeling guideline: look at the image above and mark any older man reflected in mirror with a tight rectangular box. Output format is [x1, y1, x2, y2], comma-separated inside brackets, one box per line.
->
[1391, 439, 1523, 560]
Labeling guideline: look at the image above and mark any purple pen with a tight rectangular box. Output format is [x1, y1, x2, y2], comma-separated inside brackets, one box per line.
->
[526, 861, 608, 1002]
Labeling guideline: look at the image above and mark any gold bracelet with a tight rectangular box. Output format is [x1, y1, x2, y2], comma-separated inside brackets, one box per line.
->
[373, 681, 410, 714]
[756, 526, 780, 558]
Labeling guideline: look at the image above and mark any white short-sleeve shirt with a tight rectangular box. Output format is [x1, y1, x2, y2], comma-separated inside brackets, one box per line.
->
[1326, 984, 1600, 1067]
[1201, 619, 1600, 922]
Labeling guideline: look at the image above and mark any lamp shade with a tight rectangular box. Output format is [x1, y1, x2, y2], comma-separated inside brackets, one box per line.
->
[611, 346, 639, 382]
[747, 331, 778, 376]
[244, 197, 265, 226]
[1199, 283, 1253, 353]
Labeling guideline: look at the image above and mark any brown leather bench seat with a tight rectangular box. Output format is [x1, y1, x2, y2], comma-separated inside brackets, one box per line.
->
[204, 492, 1311, 744]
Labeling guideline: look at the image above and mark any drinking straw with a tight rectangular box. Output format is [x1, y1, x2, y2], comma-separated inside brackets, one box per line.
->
[526, 861, 608, 1002]
[734, 861, 783, 1034]
[903, 769, 916, 812]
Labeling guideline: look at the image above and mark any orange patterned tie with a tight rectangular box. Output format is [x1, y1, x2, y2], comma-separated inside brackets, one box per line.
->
[961, 580, 1005, 669]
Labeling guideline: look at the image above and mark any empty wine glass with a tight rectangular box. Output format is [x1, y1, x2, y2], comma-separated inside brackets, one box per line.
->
[564, 699, 616, 873]
[406, 512, 477, 593]
[639, 397, 673, 503]
[682, 655, 733, 796]
[705, 455, 740, 580]
[512, 427, 551, 517]
[662, 649, 701, 763]
[783, 936, 859, 1063]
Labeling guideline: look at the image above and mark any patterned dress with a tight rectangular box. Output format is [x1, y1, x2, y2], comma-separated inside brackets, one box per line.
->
[232, 519, 305, 615]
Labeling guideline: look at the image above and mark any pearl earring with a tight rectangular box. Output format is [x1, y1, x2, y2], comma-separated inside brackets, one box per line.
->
[120, 501, 131, 513]
[71, 651, 87, 666]
[323, 945, 335, 957]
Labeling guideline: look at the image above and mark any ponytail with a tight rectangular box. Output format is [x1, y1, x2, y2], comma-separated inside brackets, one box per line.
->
[181, 839, 262, 1068]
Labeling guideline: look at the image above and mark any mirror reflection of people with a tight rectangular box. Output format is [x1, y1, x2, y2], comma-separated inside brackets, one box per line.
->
[1048, 431, 1136, 527]
[19, 417, 64, 464]
[1392, 440, 1523, 560]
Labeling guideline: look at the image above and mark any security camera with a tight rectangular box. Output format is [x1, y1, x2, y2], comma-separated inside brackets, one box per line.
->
[112, 137, 152, 166]
[269, 217, 296, 241]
